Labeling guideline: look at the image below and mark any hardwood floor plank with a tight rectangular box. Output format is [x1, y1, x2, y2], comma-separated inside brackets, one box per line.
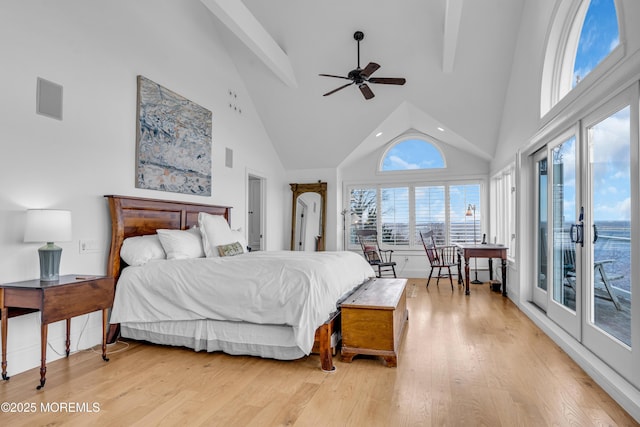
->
[0, 278, 637, 426]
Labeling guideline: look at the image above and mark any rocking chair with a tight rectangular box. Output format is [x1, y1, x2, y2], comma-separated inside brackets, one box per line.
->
[355, 229, 397, 278]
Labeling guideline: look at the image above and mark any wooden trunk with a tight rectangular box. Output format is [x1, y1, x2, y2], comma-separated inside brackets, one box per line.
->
[340, 278, 408, 367]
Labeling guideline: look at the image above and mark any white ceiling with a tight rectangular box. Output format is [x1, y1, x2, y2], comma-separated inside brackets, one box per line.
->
[202, 0, 526, 170]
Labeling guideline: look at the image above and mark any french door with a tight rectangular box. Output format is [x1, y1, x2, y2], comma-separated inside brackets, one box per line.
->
[533, 86, 637, 384]
[534, 130, 581, 340]
[581, 92, 635, 379]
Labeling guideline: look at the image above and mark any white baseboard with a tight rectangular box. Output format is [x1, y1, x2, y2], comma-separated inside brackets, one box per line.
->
[519, 301, 640, 423]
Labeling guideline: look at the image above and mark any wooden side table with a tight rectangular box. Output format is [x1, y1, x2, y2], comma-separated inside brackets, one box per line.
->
[0, 275, 115, 389]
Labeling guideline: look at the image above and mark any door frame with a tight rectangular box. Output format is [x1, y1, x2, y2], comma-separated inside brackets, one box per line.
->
[246, 170, 266, 251]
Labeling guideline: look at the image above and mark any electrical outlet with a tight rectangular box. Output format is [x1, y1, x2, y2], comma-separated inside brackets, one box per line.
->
[79, 240, 101, 254]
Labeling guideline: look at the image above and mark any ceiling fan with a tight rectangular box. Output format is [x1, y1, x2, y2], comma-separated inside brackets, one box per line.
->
[319, 31, 406, 100]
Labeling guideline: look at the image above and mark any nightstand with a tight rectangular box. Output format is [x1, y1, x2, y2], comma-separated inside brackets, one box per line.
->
[0, 275, 115, 389]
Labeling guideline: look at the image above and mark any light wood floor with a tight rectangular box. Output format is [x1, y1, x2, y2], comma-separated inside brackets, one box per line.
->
[1, 279, 637, 426]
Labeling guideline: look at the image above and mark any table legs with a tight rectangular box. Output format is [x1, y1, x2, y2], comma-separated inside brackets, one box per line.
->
[1, 307, 8, 381]
[464, 256, 470, 295]
[37, 323, 47, 390]
[65, 319, 71, 357]
[501, 259, 508, 297]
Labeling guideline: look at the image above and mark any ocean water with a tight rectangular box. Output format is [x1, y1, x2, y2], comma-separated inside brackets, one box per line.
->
[594, 221, 630, 292]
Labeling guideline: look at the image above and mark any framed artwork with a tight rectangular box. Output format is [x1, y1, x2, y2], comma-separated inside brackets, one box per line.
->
[136, 75, 212, 196]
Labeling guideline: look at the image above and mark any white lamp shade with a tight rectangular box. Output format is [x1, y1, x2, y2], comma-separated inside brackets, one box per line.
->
[24, 209, 72, 243]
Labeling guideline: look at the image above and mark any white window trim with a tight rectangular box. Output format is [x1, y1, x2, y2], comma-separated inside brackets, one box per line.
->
[540, 0, 625, 119]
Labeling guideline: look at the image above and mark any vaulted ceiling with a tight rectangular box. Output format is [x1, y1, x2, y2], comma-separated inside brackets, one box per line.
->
[201, 0, 526, 170]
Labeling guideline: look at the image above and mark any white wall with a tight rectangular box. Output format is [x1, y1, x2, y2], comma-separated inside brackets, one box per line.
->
[0, 0, 286, 376]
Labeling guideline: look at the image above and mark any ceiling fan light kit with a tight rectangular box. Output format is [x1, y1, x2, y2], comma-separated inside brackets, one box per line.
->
[320, 31, 406, 100]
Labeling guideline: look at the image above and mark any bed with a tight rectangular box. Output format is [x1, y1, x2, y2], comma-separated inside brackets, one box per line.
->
[104, 195, 374, 371]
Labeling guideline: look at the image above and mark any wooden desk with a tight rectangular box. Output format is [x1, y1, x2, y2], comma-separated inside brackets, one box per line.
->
[455, 244, 508, 296]
[0, 275, 115, 389]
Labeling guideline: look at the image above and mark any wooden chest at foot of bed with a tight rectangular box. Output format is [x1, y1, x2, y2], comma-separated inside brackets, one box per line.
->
[340, 278, 408, 367]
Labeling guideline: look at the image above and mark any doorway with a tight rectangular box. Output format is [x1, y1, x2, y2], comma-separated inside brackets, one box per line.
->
[247, 173, 265, 251]
[530, 86, 636, 383]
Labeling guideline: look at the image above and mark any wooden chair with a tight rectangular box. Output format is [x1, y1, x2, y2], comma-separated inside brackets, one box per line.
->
[420, 230, 457, 290]
[355, 229, 397, 278]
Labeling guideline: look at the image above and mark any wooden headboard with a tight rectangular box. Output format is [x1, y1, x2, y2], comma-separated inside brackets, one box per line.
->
[105, 195, 231, 279]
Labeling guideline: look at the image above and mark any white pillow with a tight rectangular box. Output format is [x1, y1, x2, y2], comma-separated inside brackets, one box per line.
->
[120, 234, 166, 266]
[157, 227, 205, 260]
[198, 212, 235, 257]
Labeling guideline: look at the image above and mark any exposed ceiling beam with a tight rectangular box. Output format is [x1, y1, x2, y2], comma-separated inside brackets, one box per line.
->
[200, 0, 297, 88]
[442, 0, 463, 73]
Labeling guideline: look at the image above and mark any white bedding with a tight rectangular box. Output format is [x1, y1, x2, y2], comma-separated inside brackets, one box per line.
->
[110, 250, 374, 354]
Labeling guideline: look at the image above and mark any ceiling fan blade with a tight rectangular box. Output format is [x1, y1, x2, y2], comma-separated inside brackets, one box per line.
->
[319, 73, 352, 80]
[359, 83, 375, 100]
[323, 82, 354, 96]
[368, 77, 406, 85]
[360, 62, 380, 78]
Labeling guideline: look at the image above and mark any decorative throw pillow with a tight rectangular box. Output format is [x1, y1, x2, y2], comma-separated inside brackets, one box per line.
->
[120, 234, 166, 266]
[217, 241, 245, 257]
[230, 228, 248, 253]
[156, 227, 204, 260]
[198, 212, 235, 257]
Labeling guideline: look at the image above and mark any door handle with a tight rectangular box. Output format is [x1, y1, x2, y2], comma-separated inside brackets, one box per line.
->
[570, 224, 584, 247]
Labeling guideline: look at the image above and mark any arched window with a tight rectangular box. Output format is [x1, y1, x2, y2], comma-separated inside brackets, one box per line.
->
[380, 137, 445, 171]
[572, 0, 619, 87]
[540, 0, 621, 116]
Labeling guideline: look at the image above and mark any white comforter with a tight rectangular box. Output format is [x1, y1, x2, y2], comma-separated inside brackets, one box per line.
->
[109, 251, 375, 353]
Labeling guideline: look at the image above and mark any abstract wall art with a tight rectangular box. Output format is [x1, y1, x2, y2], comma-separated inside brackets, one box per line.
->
[136, 75, 212, 196]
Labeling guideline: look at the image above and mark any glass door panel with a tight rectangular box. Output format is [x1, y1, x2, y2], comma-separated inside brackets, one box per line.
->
[532, 147, 549, 311]
[546, 132, 581, 340]
[538, 158, 548, 292]
[588, 106, 631, 347]
[551, 137, 577, 311]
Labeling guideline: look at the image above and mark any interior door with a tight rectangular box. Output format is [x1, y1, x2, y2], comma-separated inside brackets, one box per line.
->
[248, 175, 263, 251]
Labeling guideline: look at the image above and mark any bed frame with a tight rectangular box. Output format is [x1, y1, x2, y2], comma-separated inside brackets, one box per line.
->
[104, 194, 338, 371]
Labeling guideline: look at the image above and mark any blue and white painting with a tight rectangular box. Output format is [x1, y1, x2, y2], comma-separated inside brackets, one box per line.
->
[136, 75, 212, 196]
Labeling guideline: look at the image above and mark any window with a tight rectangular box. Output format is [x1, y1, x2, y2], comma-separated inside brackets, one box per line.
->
[415, 186, 446, 245]
[381, 137, 445, 171]
[449, 184, 481, 245]
[541, 0, 621, 116]
[348, 181, 482, 249]
[572, 0, 619, 87]
[491, 164, 516, 260]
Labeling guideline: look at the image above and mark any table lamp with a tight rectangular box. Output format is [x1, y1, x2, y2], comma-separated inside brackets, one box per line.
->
[24, 209, 72, 281]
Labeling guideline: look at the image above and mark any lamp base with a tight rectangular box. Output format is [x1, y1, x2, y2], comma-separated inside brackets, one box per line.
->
[471, 279, 483, 285]
[38, 243, 62, 282]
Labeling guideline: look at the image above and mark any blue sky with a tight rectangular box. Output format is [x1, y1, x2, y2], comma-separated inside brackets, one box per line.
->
[573, 0, 619, 86]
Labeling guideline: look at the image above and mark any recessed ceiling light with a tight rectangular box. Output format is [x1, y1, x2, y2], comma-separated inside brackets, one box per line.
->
[375, 132, 383, 137]
[437, 127, 444, 132]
